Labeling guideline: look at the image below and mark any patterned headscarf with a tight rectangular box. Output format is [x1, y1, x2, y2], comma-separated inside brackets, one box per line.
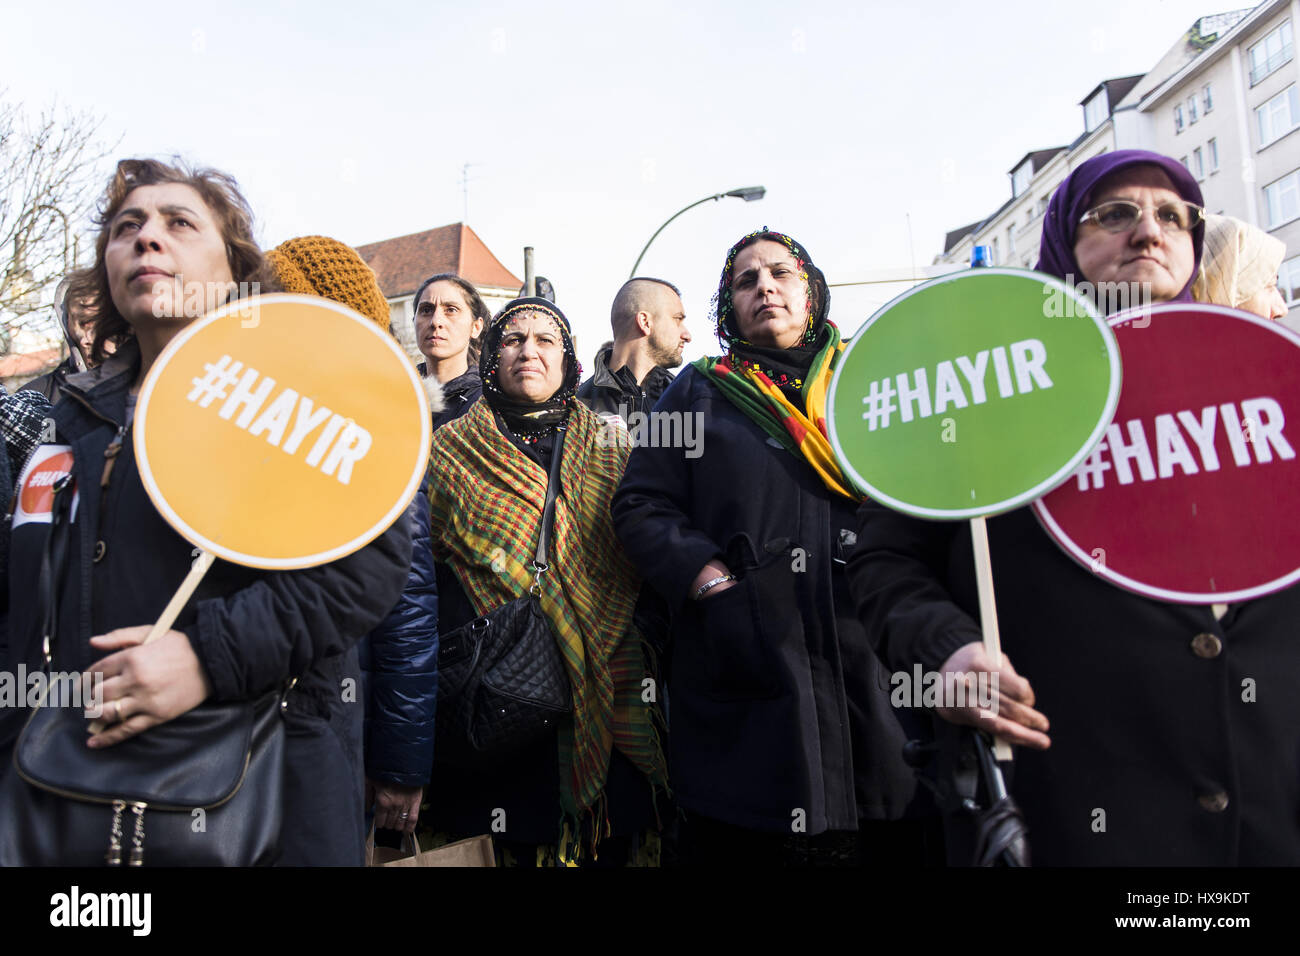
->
[696, 230, 860, 500]
[1036, 149, 1205, 305]
[711, 228, 830, 350]
[479, 297, 582, 439]
[1193, 213, 1287, 310]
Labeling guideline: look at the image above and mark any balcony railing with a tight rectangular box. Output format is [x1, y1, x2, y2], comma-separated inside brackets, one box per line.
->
[1250, 44, 1293, 86]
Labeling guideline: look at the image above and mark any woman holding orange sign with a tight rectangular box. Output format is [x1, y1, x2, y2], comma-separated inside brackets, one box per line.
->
[0, 159, 411, 866]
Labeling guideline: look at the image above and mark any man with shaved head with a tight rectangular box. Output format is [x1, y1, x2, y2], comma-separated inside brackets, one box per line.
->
[577, 276, 690, 421]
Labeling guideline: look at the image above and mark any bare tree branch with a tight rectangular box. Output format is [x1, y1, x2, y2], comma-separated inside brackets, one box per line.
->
[0, 88, 116, 355]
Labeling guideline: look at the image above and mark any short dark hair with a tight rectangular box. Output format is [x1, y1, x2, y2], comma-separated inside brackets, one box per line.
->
[411, 273, 491, 363]
[610, 276, 681, 338]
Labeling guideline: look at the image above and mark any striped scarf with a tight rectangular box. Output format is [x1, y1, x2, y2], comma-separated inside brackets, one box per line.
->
[695, 322, 860, 501]
[427, 400, 667, 849]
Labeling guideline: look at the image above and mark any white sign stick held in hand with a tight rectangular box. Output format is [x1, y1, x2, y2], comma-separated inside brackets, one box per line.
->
[969, 516, 1013, 761]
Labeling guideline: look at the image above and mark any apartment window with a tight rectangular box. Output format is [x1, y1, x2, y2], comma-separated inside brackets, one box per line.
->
[1249, 19, 1293, 86]
[1012, 161, 1032, 198]
[1208, 137, 1219, 173]
[1187, 95, 1199, 125]
[1192, 148, 1205, 181]
[1281, 255, 1300, 305]
[991, 236, 1000, 264]
[1174, 103, 1185, 133]
[1203, 83, 1214, 113]
[1008, 227, 1016, 259]
[1180, 155, 1189, 171]
[1083, 90, 1108, 132]
[1264, 169, 1300, 228]
[1257, 85, 1300, 146]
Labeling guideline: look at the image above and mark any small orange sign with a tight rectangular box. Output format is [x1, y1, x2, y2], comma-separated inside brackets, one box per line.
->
[135, 294, 430, 569]
[14, 446, 76, 526]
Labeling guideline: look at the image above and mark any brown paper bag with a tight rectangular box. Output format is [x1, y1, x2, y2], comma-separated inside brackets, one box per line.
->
[366, 826, 495, 867]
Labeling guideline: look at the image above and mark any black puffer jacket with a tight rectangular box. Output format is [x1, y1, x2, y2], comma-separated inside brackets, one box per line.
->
[611, 365, 923, 835]
[2, 341, 411, 866]
[357, 490, 437, 786]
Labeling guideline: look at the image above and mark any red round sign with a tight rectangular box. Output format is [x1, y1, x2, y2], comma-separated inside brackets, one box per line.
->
[1033, 304, 1300, 603]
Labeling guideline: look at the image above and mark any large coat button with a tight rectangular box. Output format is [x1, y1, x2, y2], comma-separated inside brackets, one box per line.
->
[1190, 632, 1222, 658]
[1198, 791, 1229, 813]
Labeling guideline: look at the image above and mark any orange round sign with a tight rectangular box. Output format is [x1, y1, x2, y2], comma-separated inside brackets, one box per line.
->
[135, 294, 430, 569]
[19, 449, 74, 517]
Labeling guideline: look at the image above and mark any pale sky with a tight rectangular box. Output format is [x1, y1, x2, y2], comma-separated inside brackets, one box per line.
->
[2, 0, 1235, 364]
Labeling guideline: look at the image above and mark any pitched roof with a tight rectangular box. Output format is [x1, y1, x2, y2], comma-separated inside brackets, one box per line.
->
[355, 223, 522, 300]
[943, 220, 984, 254]
[1008, 147, 1067, 177]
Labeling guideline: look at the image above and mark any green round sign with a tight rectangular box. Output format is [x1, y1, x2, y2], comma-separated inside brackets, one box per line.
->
[827, 268, 1120, 519]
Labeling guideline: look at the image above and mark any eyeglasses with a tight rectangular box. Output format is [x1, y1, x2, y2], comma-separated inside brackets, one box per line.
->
[1078, 199, 1205, 234]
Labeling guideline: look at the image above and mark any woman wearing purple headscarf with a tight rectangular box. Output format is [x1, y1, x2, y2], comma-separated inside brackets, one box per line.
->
[848, 150, 1300, 865]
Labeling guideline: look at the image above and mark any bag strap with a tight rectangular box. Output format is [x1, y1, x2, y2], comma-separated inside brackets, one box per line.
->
[37, 474, 76, 671]
[529, 427, 567, 591]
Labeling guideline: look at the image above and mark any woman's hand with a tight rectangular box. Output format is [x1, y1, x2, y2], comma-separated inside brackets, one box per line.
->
[690, 560, 737, 601]
[368, 779, 424, 834]
[84, 626, 213, 749]
[935, 641, 1051, 750]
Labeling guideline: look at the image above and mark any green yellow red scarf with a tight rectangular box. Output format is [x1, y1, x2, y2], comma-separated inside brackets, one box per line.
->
[695, 321, 861, 501]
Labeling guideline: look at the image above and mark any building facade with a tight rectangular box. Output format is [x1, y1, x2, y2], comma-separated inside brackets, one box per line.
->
[937, 1, 1298, 327]
[356, 222, 523, 366]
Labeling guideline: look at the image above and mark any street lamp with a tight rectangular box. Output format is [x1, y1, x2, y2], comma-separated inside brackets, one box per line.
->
[629, 186, 766, 279]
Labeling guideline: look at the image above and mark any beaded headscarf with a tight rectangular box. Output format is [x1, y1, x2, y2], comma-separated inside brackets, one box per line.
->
[711, 228, 830, 351]
[479, 296, 582, 439]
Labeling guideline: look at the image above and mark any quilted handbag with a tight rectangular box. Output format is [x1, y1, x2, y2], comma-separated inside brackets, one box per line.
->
[0, 472, 288, 867]
[436, 429, 572, 763]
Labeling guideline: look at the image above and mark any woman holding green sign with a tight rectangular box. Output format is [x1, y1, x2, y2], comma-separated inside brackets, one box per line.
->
[851, 149, 1300, 865]
[612, 230, 934, 866]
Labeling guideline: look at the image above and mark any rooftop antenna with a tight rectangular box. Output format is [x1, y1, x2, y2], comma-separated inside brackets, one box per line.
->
[459, 163, 482, 224]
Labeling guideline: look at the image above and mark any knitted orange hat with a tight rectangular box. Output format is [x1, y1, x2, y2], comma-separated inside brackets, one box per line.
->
[266, 235, 391, 331]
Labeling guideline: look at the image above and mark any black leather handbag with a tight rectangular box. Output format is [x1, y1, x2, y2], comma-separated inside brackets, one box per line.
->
[436, 429, 572, 762]
[0, 690, 287, 867]
[0, 473, 289, 867]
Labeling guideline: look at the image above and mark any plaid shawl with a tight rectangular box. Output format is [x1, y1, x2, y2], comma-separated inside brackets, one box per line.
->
[695, 321, 860, 501]
[427, 399, 666, 850]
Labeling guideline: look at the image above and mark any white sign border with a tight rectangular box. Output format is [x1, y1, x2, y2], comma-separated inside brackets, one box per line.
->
[827, 267, 1121, 520]
[1032, 302, 1300, 604]
[134, 293, 431, 570]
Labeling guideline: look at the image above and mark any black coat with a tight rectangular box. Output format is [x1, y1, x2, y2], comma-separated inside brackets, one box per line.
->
[358, 490, 437, 787]
[576, 347, 673, 421]
[430, 367, 482, 433]
[2, 342, 411, 866]
[611, 365, 921, 835]
[849, 500, 1300, 865]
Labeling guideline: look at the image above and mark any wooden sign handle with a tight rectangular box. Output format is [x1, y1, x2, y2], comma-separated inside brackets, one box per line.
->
[969, 517, 1013, 762]
[88, 550, 215, 734]
[143, 550, 215, 644]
